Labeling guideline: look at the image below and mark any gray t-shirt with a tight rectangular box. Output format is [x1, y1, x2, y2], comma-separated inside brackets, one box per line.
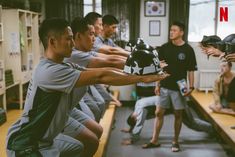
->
[93, 36, 117, 52]
[7, 58, 87, 151]
[64, 48, 98, 67]
[64, 49, 114, 106]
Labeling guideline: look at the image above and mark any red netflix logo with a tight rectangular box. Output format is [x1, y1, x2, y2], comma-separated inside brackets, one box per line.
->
[220, 7, 228, 22]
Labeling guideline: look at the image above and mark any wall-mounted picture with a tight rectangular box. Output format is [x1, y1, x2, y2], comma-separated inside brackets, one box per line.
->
[145, 0, 166, 17]
[149, 20, 161, 36]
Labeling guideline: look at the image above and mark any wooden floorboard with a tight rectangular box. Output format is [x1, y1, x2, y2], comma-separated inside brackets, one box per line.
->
[0, 109, 23, 157]
[191, 90, 235, 152]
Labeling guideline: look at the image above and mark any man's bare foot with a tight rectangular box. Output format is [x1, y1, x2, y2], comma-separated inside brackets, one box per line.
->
[209, 104, 221, 112]
[121, 128, 131, 133]
[121, 138, 133, 145]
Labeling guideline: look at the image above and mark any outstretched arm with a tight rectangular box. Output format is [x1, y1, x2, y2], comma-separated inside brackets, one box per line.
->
[76, 68, 169, 87]
[98, 45, 130, 57]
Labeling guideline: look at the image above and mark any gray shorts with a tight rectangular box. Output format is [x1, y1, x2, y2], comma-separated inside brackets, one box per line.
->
[70, 108, 91, 124]
[6, 133, 83, 157]
[159, 87, 186, 110]
[63, 108, 91, 138]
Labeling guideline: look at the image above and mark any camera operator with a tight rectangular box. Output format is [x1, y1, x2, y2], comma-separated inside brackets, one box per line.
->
[201, 34, 235, 62]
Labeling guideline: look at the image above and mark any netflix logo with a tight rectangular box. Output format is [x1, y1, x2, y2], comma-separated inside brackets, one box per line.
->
[220, 7, 228, 22]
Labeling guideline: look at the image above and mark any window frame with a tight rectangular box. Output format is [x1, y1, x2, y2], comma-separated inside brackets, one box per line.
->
[188, 0, 232, 42]
[83, 0, 102, 15]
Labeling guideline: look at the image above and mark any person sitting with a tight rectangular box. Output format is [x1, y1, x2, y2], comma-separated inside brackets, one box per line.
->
[200, 34, 235, 62]
[209, 61, 235, 116]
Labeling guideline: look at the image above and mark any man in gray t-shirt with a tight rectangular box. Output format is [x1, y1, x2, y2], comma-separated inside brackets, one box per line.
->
[64, 17, 126, 122]
[66, 48, 125, 69]
[89, 14, 130, 57]
[7, 59, 86, 157]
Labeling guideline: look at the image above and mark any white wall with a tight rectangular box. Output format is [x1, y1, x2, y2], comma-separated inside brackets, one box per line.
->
[139, 0, 169, 47]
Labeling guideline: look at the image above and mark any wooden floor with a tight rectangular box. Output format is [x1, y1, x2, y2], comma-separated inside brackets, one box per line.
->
[0, 109, 23, 157]
[106, 107, 229, 157]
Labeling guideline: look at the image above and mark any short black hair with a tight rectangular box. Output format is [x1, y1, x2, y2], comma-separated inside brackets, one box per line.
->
[85, 12, 102, 25]
[71, 17, 90, 38]
[222, 60, 233, 68]
[39, 18, 69, 49]
[102, 14, 119, 25]
[172, 21, 185, 32]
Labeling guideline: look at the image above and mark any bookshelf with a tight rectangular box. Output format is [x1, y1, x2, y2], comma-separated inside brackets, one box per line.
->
[2, 9, 41, 110]
[0, 6, 6, 110]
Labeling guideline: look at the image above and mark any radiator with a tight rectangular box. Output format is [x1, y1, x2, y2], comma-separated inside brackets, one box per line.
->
[198, 70, 220, 92]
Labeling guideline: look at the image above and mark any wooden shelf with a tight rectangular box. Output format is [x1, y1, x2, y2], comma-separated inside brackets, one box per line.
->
[1, 8, 41, 111]
[6, 81, 20, 90]
[21, 79, 30, 85]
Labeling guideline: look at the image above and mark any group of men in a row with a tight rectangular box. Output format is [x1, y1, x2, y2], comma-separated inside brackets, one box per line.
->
[6, 10, 235, 157]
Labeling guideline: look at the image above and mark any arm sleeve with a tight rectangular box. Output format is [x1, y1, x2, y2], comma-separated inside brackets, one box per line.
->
[37, 64, 81, 94]
[158, 46, 164, 61]
[93, 37, 104, 52]
[89, 51, 98, 57]
[65, 52, 94, 68]
[109, 39, 118, 47]
[187, 47, 198, 71]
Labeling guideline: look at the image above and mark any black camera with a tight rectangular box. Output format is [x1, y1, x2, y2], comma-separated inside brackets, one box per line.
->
[201, 34, 235, 55]
[224, 42, 235, 55]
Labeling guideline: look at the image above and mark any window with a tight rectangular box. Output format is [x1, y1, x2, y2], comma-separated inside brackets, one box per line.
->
[188, 0, 216, 42]
[83, 0, 93, 16]
[188, 0, 235, 42]
[95, 0, 102, 14]
[83, 0, 102, 16]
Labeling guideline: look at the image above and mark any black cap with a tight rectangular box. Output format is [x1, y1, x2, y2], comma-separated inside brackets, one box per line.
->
[201, 35, 222, 47]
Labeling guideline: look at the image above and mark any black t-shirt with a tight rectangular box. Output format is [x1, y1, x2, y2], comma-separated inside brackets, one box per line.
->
[158, 42, 198, 90]
[227, 77, 235, 102]
[136, 82, 156, 97]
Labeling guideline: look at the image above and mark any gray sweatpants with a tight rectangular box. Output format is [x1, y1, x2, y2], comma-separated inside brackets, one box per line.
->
[183, 104, 213, 134]
[6, 133, 84, 157]
[131, 96, 159, 141]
